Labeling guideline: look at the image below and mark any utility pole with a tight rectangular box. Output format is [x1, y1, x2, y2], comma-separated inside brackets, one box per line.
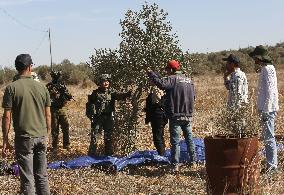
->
[48, 28, 53, 70]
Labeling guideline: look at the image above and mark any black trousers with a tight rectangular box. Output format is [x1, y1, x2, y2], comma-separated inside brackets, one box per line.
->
[151, 117, 167, 156]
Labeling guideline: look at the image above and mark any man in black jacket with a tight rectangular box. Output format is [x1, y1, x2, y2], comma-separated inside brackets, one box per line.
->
[148, 60, 196, 172]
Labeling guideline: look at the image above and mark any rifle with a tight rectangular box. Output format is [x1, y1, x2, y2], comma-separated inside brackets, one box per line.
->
[47, 82, 75, 108]
[58, 83, 75, 101]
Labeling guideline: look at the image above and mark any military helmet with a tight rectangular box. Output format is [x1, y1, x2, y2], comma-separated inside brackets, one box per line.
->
[99, 74, 111, 82]
[50, 71, 61, 79]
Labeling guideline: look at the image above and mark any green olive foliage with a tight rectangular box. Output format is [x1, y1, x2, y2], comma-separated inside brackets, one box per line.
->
[89, 2, 195, 153]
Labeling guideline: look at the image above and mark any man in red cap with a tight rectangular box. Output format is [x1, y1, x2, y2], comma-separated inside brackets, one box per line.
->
[148, 60, 196, 172]
[167, 60, 180, 70]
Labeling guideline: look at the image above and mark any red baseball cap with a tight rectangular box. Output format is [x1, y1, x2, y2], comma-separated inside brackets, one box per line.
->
[166, 60, 180, 70]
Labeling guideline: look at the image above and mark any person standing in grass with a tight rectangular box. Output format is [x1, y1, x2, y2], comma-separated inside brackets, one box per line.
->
[148, 60, 196, 172]
[2, 54, 51, 194]
[46, 71, 73, 151]
[249, 45, 279, 173]
[86, 74, 131, 156]
[223, 54, 248, 108]
[145, 78, 168, 156]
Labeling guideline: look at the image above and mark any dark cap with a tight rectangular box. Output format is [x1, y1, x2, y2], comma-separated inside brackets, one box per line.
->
[222, 54, 240, 64]
[15, 54, 33, 71]
[249, 45, 272, 63]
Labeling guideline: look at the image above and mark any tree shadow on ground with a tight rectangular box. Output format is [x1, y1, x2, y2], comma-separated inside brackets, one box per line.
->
[121, 162, 207, 178]
[91, 164, 119, 175]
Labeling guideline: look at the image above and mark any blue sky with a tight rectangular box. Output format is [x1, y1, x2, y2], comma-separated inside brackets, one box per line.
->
[0, 0, 284, 67]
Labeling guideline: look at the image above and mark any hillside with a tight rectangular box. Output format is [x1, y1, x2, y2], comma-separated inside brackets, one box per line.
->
[1, 42, 284, 85]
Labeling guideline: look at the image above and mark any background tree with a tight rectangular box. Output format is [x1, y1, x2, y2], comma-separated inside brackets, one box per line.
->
[35, 65, 50, 81]
[89, 2, 195, 154]
[1, 41, 283, 87]
[0, 67, 16, 84]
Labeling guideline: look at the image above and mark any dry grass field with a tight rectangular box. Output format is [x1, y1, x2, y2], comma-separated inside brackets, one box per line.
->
[0, 70, 284, 194]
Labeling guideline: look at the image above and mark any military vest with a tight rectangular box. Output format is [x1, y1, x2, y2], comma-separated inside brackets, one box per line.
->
[86, 88, 115, 118]
[46, 82, 71, 108]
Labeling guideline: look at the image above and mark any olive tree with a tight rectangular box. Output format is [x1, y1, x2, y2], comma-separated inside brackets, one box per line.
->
[89, 2, 194, 154]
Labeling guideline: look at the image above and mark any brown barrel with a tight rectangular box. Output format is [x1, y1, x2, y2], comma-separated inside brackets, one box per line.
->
[204, 136, 260, 195]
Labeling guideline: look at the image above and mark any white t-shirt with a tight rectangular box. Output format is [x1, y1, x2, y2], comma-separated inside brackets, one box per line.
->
[257, 65, 279, 112]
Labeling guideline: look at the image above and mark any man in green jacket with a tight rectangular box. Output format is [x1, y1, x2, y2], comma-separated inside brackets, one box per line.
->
[46, 71, 73, 151]
[2, 54, 51, 194]
[86, 74, 131, 156]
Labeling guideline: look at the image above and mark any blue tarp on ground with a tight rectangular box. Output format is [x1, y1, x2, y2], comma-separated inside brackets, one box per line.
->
[48, 138, 205, 171]
[48, 138, 284, 172]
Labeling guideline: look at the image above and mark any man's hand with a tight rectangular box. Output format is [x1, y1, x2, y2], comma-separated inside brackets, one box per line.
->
[46, 136, 51, 147]
[2, 141, 13, 158]
[146, 123, 151, 128]
[146, 67, 152, 75]
[223, 70, 230, 78]
[2, 109, 12, 158]
[223, 71, 231, 83]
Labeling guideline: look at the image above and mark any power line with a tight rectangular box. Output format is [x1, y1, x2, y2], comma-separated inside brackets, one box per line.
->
[0, 7, 47, 33]
[0, 6, 53, 66]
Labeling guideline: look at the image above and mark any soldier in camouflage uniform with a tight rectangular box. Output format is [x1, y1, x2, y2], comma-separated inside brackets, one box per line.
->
[46, 71, 73, 151]
[86, 74, 131, 156]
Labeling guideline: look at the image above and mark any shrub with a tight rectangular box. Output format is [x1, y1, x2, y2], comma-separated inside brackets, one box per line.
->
[213, 103, 260, 138]
[34, 65, 50, 81]
[81, 78, 95, 89]
[68, 69, 88, 85]
[0, 68, 17, 84]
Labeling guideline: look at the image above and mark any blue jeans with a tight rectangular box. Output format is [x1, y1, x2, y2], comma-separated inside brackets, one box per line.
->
[260, 111, 277, 169]
[169, 118, 196, 164]
[15, 136, 50, 195]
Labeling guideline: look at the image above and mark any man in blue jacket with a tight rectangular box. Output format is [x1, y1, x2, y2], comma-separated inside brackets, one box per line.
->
[148, 60, 196, 172]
